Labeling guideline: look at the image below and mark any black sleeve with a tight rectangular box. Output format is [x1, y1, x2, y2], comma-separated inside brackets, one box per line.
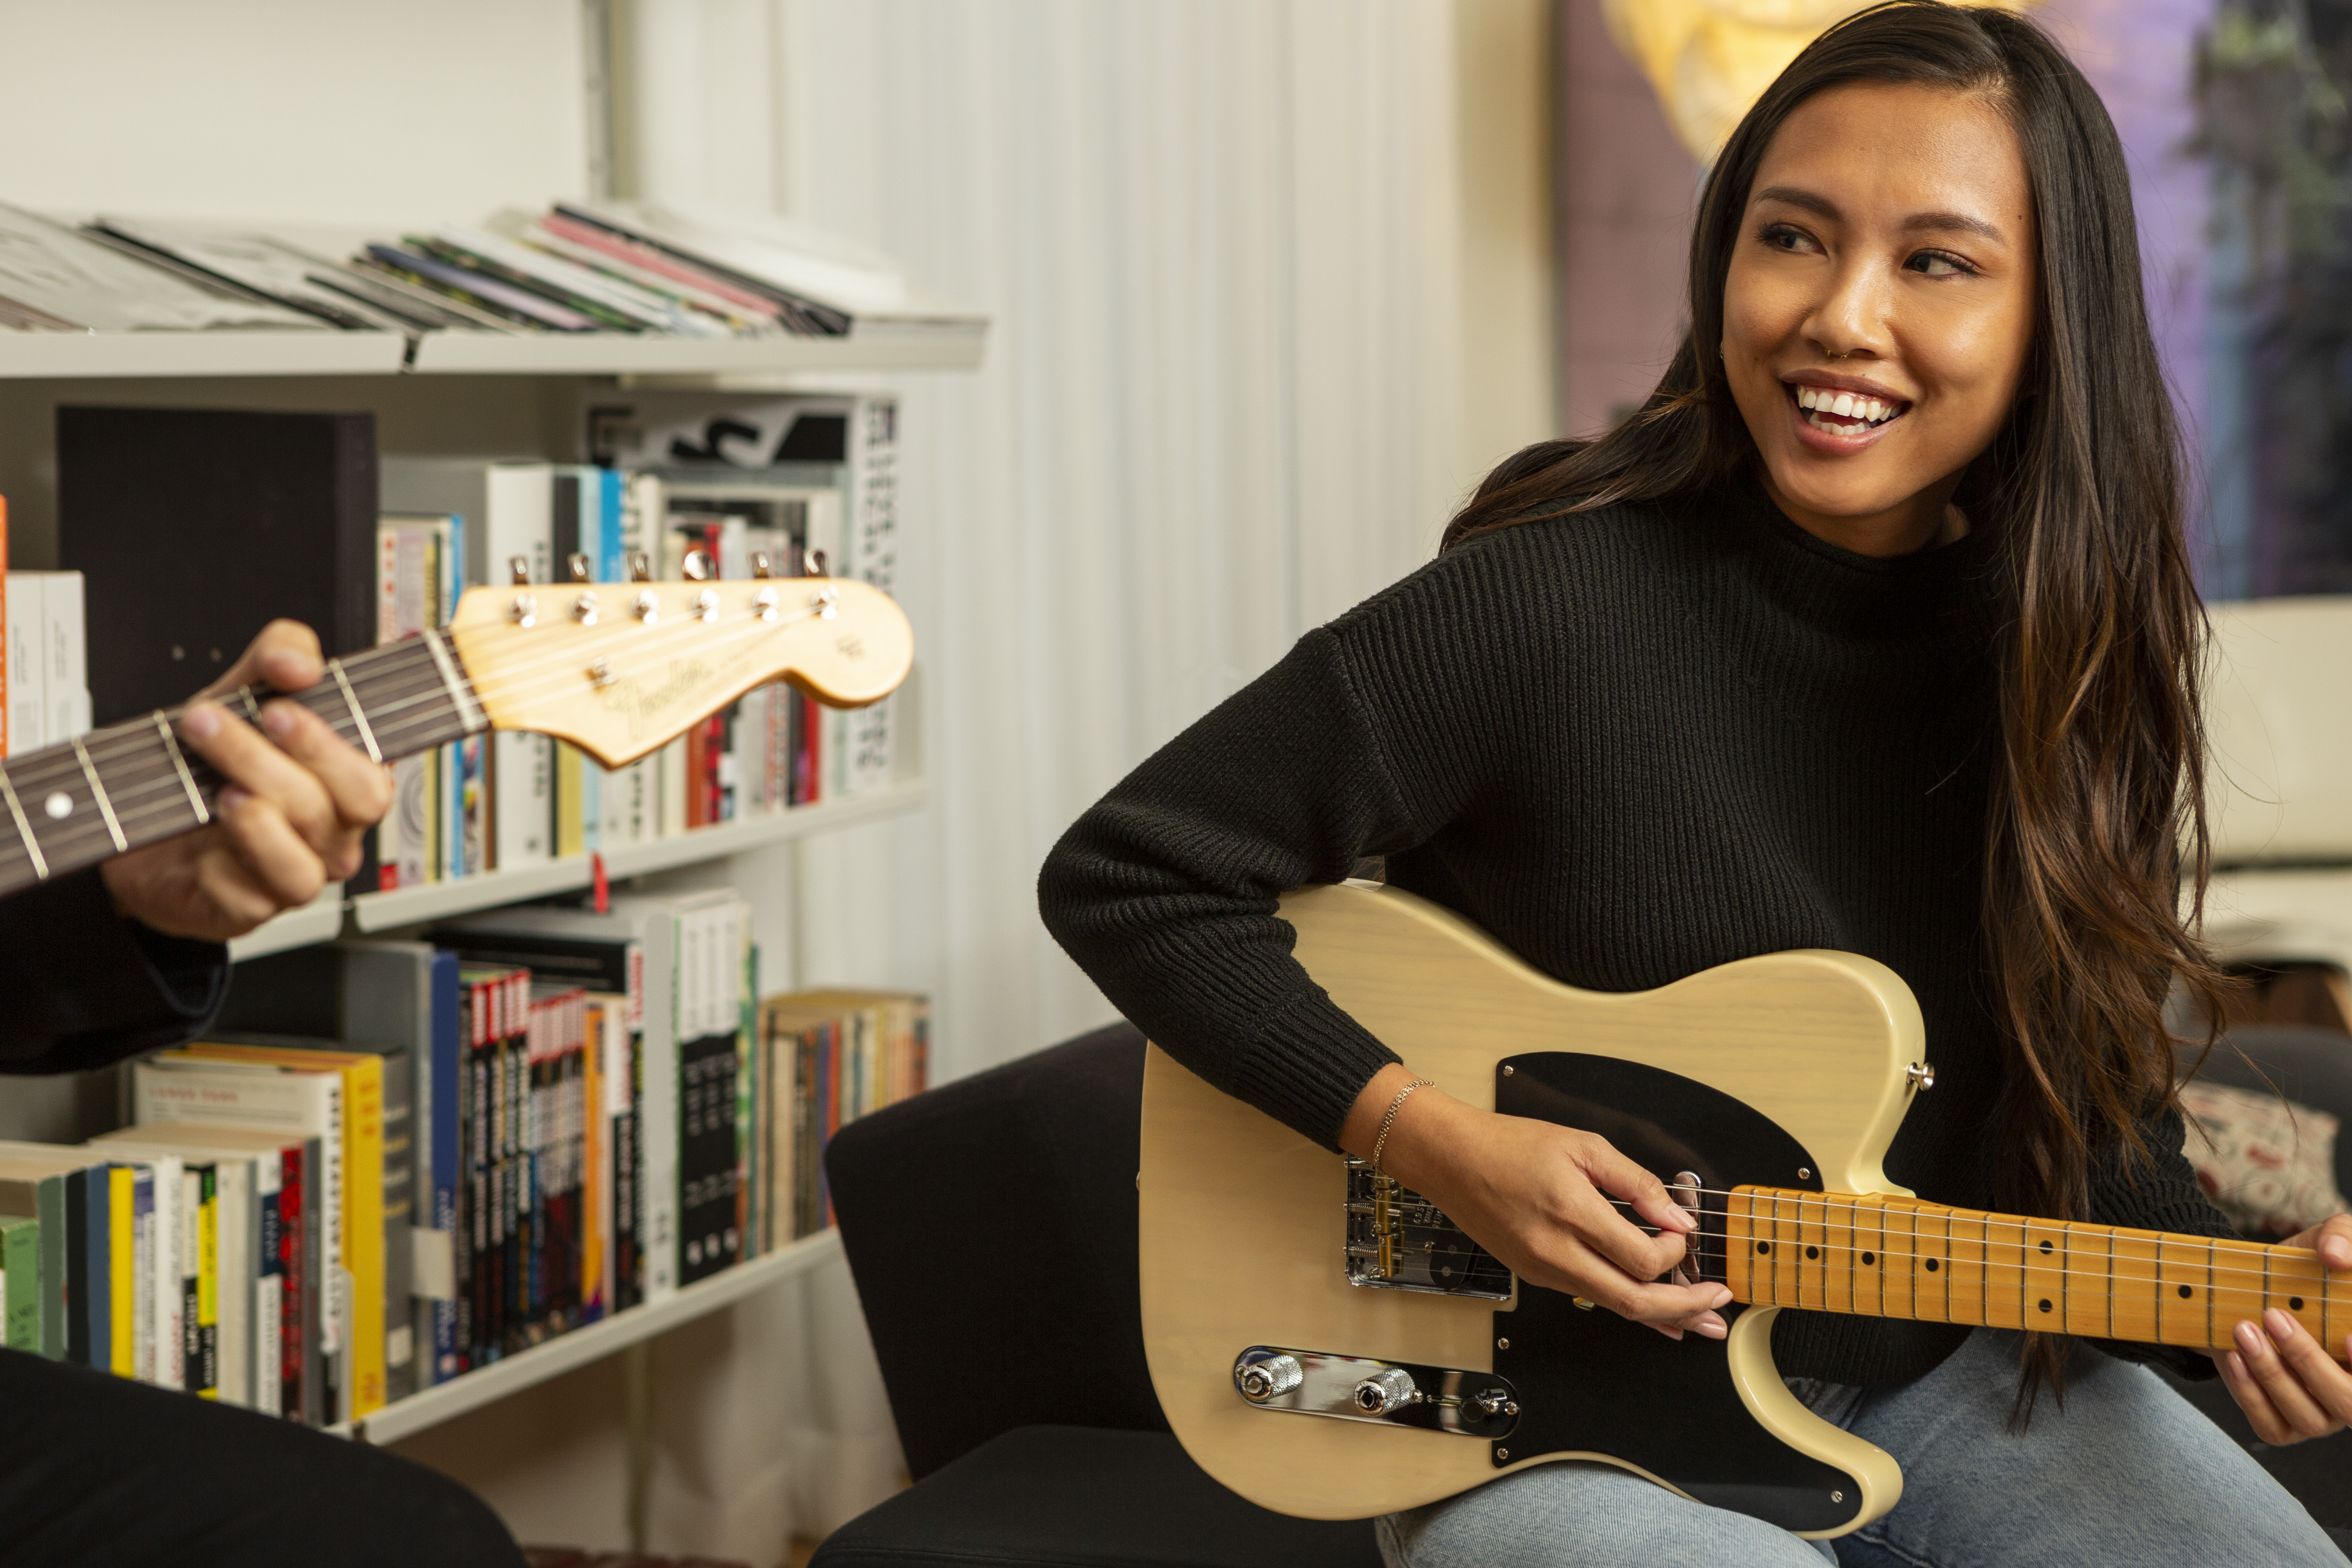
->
[2083, 1104, 2236, 1381]
[0, 868, 229, 1075]
[1039, 556, 1511, 1149]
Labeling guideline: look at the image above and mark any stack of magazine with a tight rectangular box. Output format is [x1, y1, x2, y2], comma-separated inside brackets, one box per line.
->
[0, 199, 882, 340]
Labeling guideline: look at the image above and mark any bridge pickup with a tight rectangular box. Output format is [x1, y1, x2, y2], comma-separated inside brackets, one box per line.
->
[1233, 1346, 1520, 1439]
[1345, 1158, 1514, 1299]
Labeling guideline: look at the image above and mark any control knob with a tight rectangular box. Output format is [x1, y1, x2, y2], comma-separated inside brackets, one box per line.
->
[1353, 1366, 1421, 1416]
[1235, 1354, 1303, 1404]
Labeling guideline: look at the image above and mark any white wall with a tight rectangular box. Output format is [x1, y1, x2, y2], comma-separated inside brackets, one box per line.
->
[0, 0, 588, 227]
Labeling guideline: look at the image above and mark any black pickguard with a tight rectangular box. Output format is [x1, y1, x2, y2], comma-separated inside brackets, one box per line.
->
[1492, 1051, 1861, 1534]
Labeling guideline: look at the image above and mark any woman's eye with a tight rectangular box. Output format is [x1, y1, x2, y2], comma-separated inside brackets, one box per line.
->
[1759, 223, 1815, 254]
[1907, 250, 1972, 277]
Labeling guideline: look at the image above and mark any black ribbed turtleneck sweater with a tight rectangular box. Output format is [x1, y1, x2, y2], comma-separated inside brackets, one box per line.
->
[1038, 475, 2229, 1387]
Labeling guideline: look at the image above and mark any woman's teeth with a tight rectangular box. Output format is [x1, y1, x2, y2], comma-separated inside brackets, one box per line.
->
[1793, 385, 1901, 431]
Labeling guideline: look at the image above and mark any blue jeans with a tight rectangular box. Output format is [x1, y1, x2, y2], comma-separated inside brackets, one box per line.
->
[1376, 1328, 2344, 1567]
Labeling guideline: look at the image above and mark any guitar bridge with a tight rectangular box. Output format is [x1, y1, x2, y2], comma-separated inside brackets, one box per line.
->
[1345, 1158, 1513, 1299]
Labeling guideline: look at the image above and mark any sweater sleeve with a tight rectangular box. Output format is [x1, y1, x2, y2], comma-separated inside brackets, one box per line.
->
[1040, 590, 1502, 1147]
[0, 867, 229, 1075]
[2083, 1104, 2237, 1380]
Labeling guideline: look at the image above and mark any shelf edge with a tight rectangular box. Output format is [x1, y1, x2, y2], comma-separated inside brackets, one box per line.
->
[345, 1229, 845, 1446]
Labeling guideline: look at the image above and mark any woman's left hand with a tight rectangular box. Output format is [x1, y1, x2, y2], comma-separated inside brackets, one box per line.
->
[2210, 1213, 2352, 1445]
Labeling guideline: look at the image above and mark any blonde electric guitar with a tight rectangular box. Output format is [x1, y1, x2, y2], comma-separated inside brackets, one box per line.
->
[1139, 881, 2351, 1540]
[0, 557, 910, 899]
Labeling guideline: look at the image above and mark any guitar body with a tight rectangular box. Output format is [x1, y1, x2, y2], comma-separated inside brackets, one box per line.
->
[1138, 881, 1925, 1537]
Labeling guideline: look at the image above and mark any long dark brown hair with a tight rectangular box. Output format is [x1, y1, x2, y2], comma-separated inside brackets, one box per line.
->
[1446, 2, 2226, 1409]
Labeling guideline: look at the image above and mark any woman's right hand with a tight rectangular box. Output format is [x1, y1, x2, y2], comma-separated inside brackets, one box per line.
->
[1340, 1062, 1733, 1340]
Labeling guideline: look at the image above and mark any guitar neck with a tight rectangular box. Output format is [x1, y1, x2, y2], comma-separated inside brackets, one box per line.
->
[1724, 1186, 2350, 1358]
[0, 632, 485, 901]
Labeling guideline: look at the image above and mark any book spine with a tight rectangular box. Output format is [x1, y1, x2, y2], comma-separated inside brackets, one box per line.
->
[1, 1216, 38, 1352]
[156, 1158, 186, 1392]
[130, 1169, 151, 1383]
[109, 1165, 133, 1377]
[254, 1155, 283, 1419]
[195, 1166, 219, 1399]
[42, 570, 89, 746]
[4, 572, 41, 756]
[37, 1174, 63, 1359]
[65, 1168, 89, 1364]
[342, 1055, 387, 1419]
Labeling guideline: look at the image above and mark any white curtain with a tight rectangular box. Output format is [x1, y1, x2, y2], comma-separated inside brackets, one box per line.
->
[402, 3, 1547, 1558]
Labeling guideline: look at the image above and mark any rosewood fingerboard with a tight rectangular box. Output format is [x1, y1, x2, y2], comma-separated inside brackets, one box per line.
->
[1724, 1186, 2349, 1358]
[0, 631, 486, 902]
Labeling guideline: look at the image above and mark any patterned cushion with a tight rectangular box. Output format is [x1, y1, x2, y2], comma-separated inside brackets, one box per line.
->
[2178, 1080, 2350, 1239]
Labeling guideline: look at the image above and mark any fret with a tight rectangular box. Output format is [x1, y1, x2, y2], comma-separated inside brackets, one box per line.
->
[0, 763, 46, 882]
[1797, 1203, 1834, 1316]
[1724, 1191, 1756, 1301]
[327, 658, 383, 764]
[2062, 1225, 2113, 1341]
[2212, 1236, 2273, 1341]
[1824, 1195, 1857, 1316]
[1853, 1197, 1885, 1321]
[423, 627, 488, 734]
[1920, 1204, 1955, 1322]
[1880, 1199, 1915, 1321]
[2111, 1225, 2161, 1344]
[1772, 1189, 1797, 1307]
[2019, 1219, 2064, 1332]
[70, 737, 127, 853]
[2156, 1233, 2208, 1348]
[1942, 1208, 1983, 1327]
[1980, 1213, 2026, 1330]
[154, 713, 209, 825]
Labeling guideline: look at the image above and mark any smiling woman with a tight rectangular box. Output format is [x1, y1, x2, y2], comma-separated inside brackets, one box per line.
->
[1038, 3, 2351, 1564]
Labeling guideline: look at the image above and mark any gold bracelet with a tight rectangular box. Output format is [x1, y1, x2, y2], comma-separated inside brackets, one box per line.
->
[1370, 1077, 1435, 1176]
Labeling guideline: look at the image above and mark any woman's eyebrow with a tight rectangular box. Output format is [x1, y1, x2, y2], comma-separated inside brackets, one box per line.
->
[1902, 209, 2006, 243]
[1753, 185, 2008, 245]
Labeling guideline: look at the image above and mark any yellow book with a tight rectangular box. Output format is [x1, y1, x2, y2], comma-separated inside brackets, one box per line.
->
[197, 1168, 218, 1400]
[183, 1045, 386, 1419]
[107, 1166, 132, 1377]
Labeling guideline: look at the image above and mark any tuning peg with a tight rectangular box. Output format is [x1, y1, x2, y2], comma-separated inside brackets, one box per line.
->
[628, 552, 652, 583]
[509, 555, 533, 586]
[682, 549, 712, 582]
[568, 553, 592, 583]
[751, 551, 773, 580]
[804, 547, 828, 578]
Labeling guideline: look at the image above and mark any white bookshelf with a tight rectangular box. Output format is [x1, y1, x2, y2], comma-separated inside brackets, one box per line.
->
[218, 780, 927, 956]
[0, 329, 408, 378]
[409, 316, 987, 375]
[343, 1227, 844, 1447]
[0, 320, 985, 380]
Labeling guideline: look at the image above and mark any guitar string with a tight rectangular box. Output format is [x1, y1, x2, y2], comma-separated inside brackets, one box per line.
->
[0, 599, 844, 866]
[1566, 1191, 2345, 1291]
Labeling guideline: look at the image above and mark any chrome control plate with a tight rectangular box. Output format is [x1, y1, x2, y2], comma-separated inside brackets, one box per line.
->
[1232, 1346, 1520, 1439]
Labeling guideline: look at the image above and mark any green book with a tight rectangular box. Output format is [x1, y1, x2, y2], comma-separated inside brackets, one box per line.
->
[0, 1216, 36, 1351]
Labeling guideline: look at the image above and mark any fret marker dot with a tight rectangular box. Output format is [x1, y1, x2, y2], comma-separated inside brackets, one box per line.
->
[2039, 1240, 2054, 1254]
[42, 792, 70, 820]
[2177, 1285, 2193, 1299]
[1925, 1258, 1940, 1272]
[2038, 1298, 2052, 1314]
[1756, 1242, 1771, 1255]
[1861, 1252, 1875, 1266]
[1805, 1246, 1819, 1260]
[2291, 1296, 2305, 1311]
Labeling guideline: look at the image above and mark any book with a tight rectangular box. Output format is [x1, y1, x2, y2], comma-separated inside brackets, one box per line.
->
[58, 409, 374, 726]
[0, 203, 326, 333]
[0, 1214, 36, 1352]
[3, 571, 92, 754]
[432, 902, 672, 1304]
[374, 515, 455, 890]
[84, 219, 415, 334]
[133, 1055, 344, 1423]
[177, 1043, 389, 1419]
[94, 1125, 291, 1414]
[378, 458, 555, 872]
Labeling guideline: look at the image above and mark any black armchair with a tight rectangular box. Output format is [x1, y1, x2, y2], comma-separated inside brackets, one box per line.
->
[811, 1021, 1382, 1568]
